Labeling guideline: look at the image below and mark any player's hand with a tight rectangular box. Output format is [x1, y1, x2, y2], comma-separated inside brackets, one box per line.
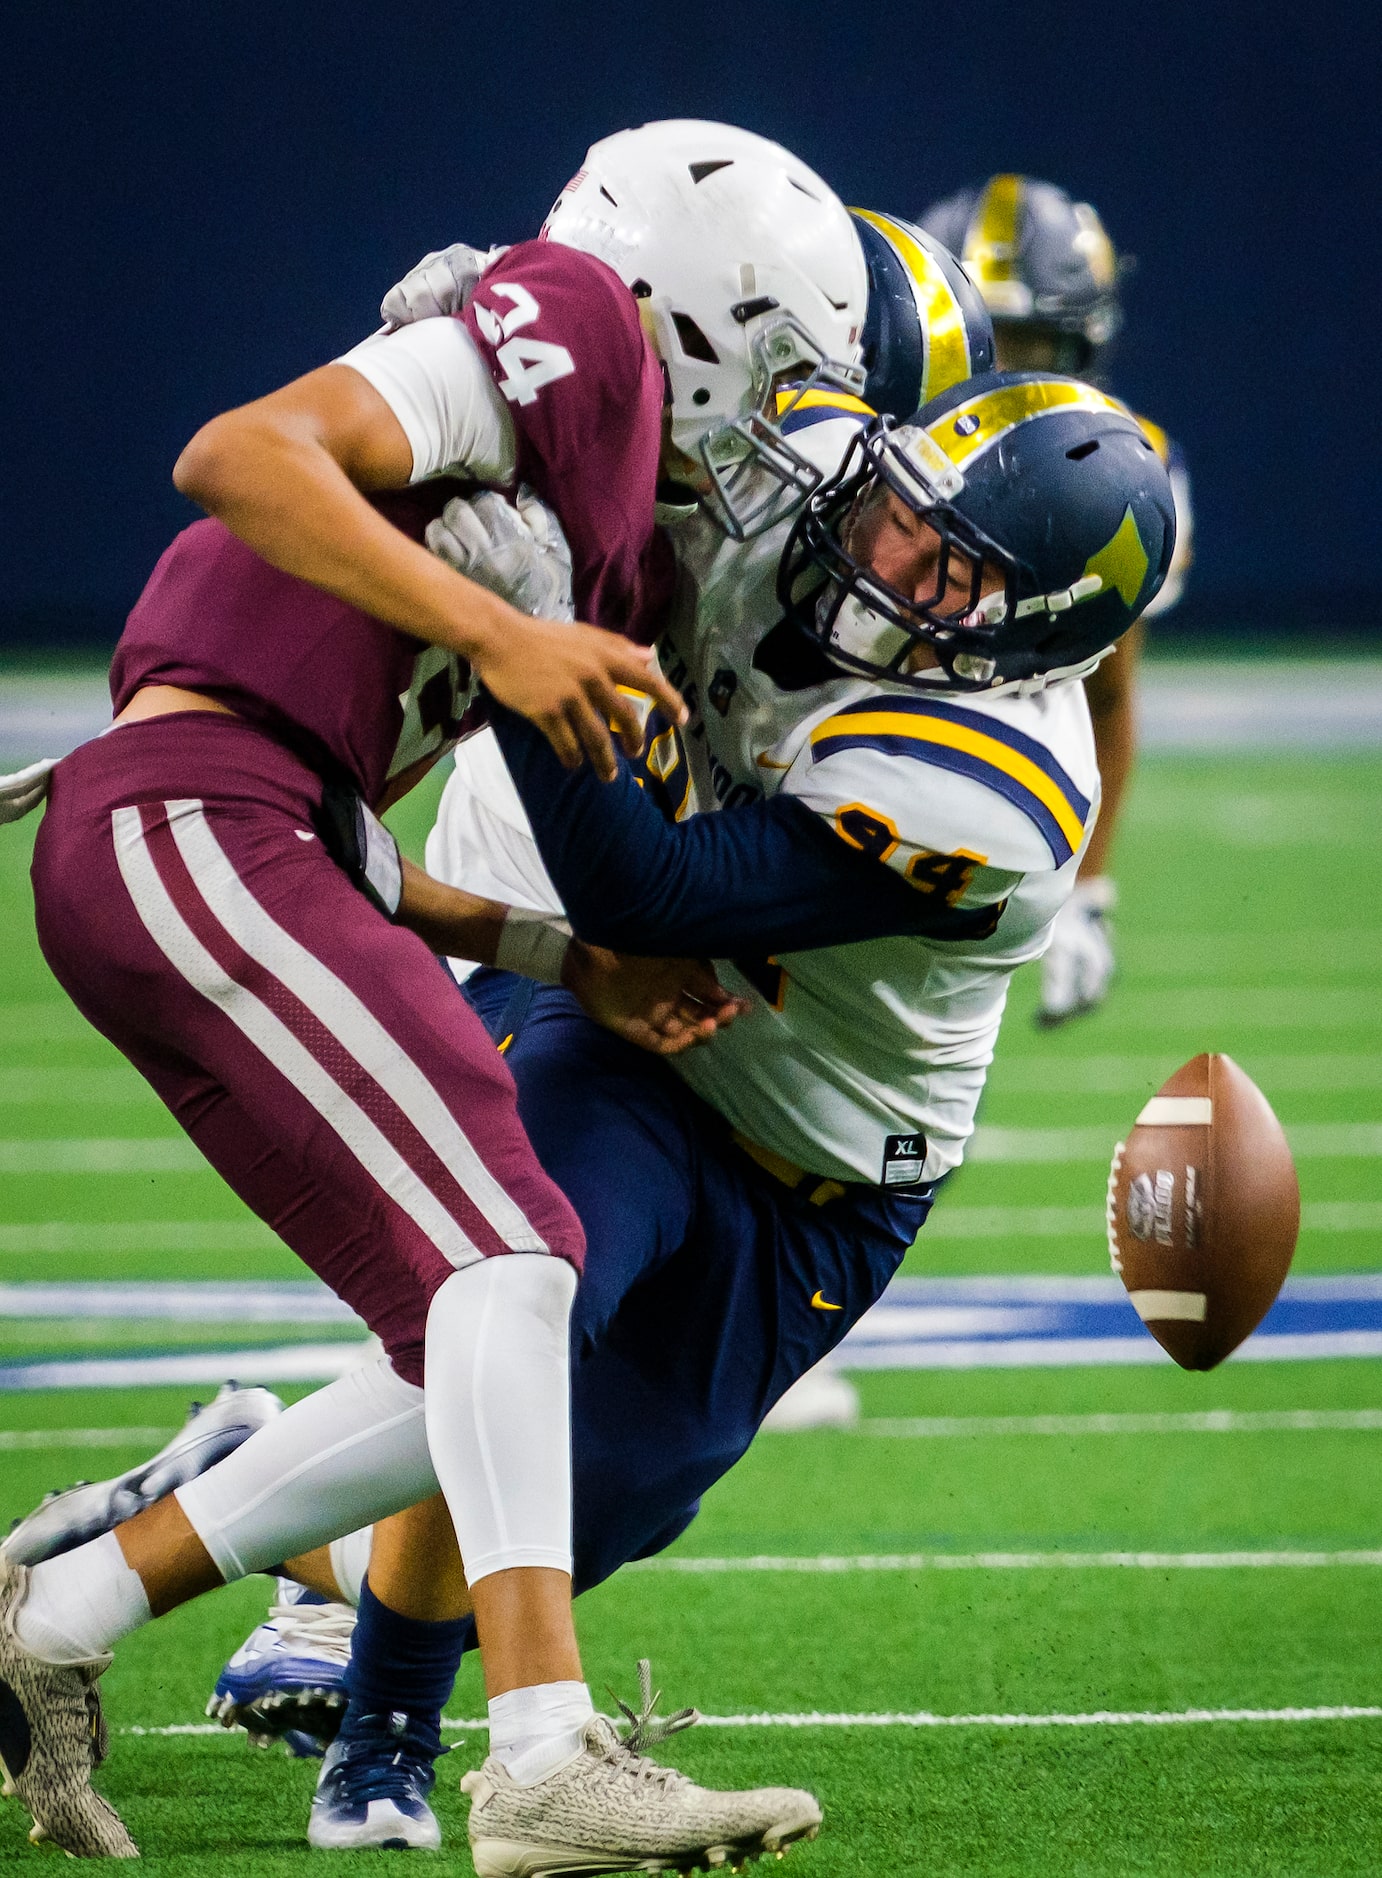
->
[426, 489, 575, 623]
[0, 758, 58, 825]
[380, 242, 508, 329]
[473, 616, 687, 782]
[1037, 876, 1117, 1027]
[563, 945, 752, 1056]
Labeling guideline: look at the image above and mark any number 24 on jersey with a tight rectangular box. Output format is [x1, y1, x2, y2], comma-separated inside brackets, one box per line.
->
[473, 283, 575, 407]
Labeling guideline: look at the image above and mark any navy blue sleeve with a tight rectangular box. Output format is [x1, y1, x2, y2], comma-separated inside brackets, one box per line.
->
[488, 703, 1001, 956]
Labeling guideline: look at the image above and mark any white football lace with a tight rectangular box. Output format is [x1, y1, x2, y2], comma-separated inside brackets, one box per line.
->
[268, 1599, 356, 1665]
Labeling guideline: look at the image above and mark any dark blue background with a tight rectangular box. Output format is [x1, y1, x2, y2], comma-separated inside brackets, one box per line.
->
[3, 0, 1376, 648]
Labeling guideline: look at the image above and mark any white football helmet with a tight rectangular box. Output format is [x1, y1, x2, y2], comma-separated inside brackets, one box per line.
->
[543, 119, 868, 539]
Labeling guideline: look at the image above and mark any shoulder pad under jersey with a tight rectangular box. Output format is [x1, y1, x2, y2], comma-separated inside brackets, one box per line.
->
[785, 690, 1097, 882]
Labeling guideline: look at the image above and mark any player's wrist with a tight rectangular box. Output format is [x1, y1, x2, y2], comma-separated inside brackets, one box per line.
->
[495, 907, 574, 986]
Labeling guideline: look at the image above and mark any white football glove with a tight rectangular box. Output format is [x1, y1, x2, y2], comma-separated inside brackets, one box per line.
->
[380, 242, 509, 329]
[426, 487, 575, 623]
[0, 758, 58, 825]
[1037, 876, 1117, 1027]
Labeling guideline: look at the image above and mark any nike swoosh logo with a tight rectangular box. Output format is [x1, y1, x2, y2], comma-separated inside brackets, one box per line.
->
[756, 751, 791, 769]
[810, 1290, 842, 1311]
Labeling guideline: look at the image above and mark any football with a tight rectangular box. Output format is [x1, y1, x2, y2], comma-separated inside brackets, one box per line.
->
[1106, 1053, 1300, 1369]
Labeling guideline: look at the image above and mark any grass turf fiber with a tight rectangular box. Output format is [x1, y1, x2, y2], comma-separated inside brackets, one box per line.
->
[1, 730, 1381, 1871]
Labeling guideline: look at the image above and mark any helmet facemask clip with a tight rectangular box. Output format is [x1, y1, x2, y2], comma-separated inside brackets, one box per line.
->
[695, 310, 867, 541]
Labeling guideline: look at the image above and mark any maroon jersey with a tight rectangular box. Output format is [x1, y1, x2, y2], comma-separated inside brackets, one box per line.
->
[111, 244, 672, 803]
[464, 241, 673, 641]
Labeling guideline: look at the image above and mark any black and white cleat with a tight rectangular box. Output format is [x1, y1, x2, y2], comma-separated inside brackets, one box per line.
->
[3, 1382, 285, 1565]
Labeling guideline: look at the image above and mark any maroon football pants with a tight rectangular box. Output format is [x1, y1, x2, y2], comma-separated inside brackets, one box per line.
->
[30, 714, 584, 1384]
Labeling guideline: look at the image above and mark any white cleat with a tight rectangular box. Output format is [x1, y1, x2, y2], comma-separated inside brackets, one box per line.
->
[3, 1382, 285, 1566]
[760, 1363, 859, 1433]
[207, 1581, 353, 1755]
[461, 1715, 821, 1877]
[307, 1711, 444, 1850]
[0, 1554, 137, 1857]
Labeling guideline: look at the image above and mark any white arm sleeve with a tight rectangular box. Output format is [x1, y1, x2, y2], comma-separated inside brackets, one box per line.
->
[335, 319, 516, 486]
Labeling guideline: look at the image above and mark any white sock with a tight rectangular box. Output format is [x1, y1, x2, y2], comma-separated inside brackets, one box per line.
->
[424, 1257, 576, 1584]
[489, 1680, 595, 1785]
[176, 1357, 437, 1580]
[14, 1531, 151, 1664]
[327, 1526, 374, 1607]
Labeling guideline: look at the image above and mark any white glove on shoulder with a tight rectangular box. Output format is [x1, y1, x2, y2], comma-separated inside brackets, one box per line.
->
[0, 758, 59, 825]
[380, 242, 509, 328]
[425, 487, 575, 623]
[1037, 875, 1117, 1027]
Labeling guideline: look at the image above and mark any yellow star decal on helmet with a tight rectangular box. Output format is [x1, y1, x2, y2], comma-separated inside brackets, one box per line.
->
[1081, 505, 1150, 608]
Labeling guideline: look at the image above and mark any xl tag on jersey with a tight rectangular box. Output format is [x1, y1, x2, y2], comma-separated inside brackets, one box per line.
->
[882, 1133, 928, 1188]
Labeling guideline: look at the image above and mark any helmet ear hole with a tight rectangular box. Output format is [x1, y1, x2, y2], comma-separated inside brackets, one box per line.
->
[1066, 439, 1099, 461]
[671, 312, 720, 364]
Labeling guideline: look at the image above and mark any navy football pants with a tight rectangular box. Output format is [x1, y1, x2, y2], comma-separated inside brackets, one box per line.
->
[461, 968, 934, 1597]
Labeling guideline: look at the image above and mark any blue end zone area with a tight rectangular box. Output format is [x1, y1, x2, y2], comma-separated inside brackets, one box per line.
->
[5, 1275, 1382, 1387]
[840, 1275, 1382, 1369]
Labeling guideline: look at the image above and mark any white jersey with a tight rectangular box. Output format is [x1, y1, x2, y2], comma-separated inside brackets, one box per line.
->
[431, 409, 1100, 1186]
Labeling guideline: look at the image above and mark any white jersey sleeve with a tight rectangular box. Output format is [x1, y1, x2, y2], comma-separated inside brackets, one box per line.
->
[784, 682, 1100, 897]
[335, 319, 516, 485]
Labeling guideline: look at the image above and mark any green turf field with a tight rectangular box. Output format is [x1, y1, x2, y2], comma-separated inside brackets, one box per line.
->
[1, 727, 1381, 1872]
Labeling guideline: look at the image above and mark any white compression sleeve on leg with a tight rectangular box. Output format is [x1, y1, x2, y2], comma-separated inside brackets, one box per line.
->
[327, 1526, 374, 1607]
[424, 1256, 576, 1585]
[176, 1358, 437, 1581]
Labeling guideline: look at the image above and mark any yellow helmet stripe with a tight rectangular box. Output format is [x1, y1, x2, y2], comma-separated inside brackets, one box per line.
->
[964, 174, 1024, 287]
[774, 385, 875, 417]
[852, 207, 972, 402]
[1134, 413, 1171, 463]
[926, 378, 1131, 471]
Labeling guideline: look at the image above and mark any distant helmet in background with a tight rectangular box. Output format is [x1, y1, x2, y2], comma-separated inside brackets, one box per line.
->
[918, 176, 1125, 373]
[779, 371, 1176, 696]
[544, 120, 869, 538]
[849, 209, 994, 419]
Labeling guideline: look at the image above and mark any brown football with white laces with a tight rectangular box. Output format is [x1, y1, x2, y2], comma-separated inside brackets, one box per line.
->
[1106, 1053, 1300, 1369]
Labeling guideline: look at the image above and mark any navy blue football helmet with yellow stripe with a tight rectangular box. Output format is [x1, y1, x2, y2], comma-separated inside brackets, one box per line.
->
[919, 176, 1124, 375]
[778, 371, 1176, 695]
[849, 209, 994, 418]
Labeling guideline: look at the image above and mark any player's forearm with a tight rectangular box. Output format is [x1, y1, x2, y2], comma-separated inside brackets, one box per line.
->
[174, 401, 522, 664]
[395, 858, 507, 964]
[490, 703, 982, 956]
[1082, 708, 1134, 876]
[1082, 625, 1143, 877]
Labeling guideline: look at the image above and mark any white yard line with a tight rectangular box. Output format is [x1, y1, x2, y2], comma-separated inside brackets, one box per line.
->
[0, 1139, 207, 1173]
[1, 1119, 1375, 1176]
[0, 1426, 173, 1449]
[0, 1221, 278, 1254]
[628, 1550, 1382, 1573]
[123, 1705, 1382, 1738]
[923, 1200, 1382, 1237]
[860, 1408, 1382, 1438]
[8, 1407, 1382, 1450]
[0, 1282, 358, 1322]
[0, 1343, 376, 1390]
[968, 1123, 1382, 1164]
[992, 1052, 1382, 1095]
